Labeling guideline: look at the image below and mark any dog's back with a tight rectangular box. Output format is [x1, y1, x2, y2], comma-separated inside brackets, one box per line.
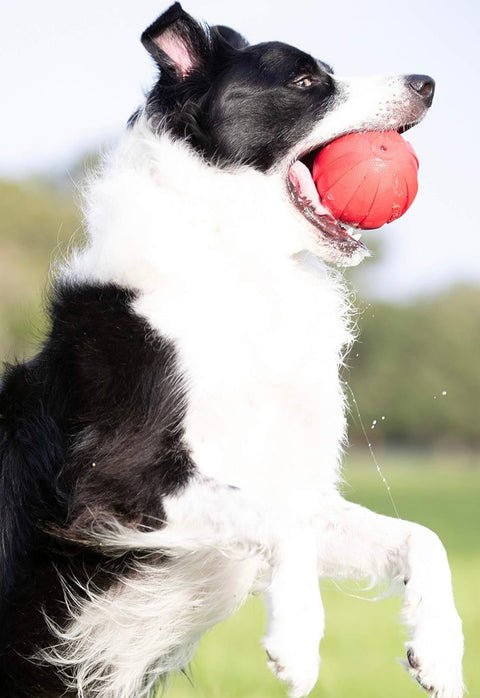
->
[0, 344, 66, 694]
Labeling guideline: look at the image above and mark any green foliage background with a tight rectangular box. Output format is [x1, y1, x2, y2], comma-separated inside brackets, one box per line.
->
[347, 288, 480, 448]
[0, 177, 81, 360]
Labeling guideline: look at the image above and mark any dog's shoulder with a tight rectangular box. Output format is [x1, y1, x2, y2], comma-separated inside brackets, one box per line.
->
[46, 282, 195, 526]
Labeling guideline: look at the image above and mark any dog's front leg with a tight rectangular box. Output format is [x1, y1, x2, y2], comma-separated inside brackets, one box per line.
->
[166, 480, 324, 696]
[315, 494, 464, 698]
[263, 525, 324, 698]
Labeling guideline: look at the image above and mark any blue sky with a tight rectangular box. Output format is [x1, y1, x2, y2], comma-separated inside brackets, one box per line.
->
[1, 0, 479, 299]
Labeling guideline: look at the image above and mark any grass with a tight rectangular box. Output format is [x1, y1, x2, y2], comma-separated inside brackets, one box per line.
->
[158, 451, 480, 698]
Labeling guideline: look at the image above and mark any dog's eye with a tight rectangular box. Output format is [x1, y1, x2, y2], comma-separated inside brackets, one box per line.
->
[292, 75, 314, 89]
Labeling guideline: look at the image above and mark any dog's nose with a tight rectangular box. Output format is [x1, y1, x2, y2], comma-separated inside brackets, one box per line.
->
[406, 74, 435, 107]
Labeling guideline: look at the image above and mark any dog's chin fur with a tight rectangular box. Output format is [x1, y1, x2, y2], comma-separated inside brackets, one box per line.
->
[0, 5, 464, 698]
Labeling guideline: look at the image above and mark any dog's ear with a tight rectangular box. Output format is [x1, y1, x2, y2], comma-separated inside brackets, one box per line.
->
[212, 25, 249, 50]
[141, 3, 211, 81]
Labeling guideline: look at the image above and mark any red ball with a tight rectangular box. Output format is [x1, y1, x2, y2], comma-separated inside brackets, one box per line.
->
[312, 131, 419, 229]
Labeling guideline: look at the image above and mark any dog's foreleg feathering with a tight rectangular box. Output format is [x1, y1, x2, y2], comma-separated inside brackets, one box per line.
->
[39, 475, 272, 698]
[312, 495, 464, 698]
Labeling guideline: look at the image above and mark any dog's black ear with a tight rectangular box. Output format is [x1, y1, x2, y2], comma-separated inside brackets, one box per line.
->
[212, 25, 249, 49]
[141, 3, 211, 81]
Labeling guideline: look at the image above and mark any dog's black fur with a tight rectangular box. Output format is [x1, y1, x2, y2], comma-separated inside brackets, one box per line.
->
[139, 3, 336, 171]
[0, 284, 193, 696]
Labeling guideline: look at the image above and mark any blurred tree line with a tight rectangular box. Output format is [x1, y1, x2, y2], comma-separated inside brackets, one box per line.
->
[346, 287, 480, 449]
[0, 171, 478, 450]
[0, 177, 80, 358]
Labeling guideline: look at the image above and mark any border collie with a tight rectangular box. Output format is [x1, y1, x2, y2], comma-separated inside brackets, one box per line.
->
[0, 4, 463, 697]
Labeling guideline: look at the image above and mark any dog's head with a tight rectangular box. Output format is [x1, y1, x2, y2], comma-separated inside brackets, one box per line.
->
[138, 3, 434, 266]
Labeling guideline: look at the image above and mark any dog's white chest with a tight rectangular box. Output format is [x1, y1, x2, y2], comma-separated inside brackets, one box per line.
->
[135, 251, 350, 506]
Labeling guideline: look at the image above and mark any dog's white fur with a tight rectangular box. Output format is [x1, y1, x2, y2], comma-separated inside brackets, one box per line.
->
[49, 73, 465, 698]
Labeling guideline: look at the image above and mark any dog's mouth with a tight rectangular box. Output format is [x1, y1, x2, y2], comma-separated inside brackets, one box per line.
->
[287, 148, 366, 265]
[287, 125, 417, 266]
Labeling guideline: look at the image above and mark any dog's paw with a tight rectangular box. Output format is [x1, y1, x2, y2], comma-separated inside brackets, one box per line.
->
[263, 634, 320, 698]
[403, 607, 464, 698]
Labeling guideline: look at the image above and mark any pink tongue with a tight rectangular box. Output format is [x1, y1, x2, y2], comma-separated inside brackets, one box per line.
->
[289, 161, 327, 214]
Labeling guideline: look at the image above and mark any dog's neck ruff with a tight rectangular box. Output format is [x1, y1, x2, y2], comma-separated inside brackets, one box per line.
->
[70, 118, 302, 285]
[67, 119, 353, 508]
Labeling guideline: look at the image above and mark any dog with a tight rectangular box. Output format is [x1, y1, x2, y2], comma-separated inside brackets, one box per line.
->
[0, 3, 464, 697]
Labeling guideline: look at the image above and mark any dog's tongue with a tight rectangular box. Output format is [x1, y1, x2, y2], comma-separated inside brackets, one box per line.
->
[289, 160, 325, 213]
[289, 158, 363, 244]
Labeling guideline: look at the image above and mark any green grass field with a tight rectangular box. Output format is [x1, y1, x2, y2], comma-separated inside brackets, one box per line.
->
[159, 452, 479, 698]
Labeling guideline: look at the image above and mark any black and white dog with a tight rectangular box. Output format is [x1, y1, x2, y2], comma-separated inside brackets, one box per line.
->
[0, 4, 463, 697]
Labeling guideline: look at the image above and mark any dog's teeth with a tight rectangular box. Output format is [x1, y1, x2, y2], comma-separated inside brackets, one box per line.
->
[339, 223, 362, 240]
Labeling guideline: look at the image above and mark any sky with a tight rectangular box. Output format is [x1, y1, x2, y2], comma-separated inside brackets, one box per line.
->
[1, 0, 479, 300]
